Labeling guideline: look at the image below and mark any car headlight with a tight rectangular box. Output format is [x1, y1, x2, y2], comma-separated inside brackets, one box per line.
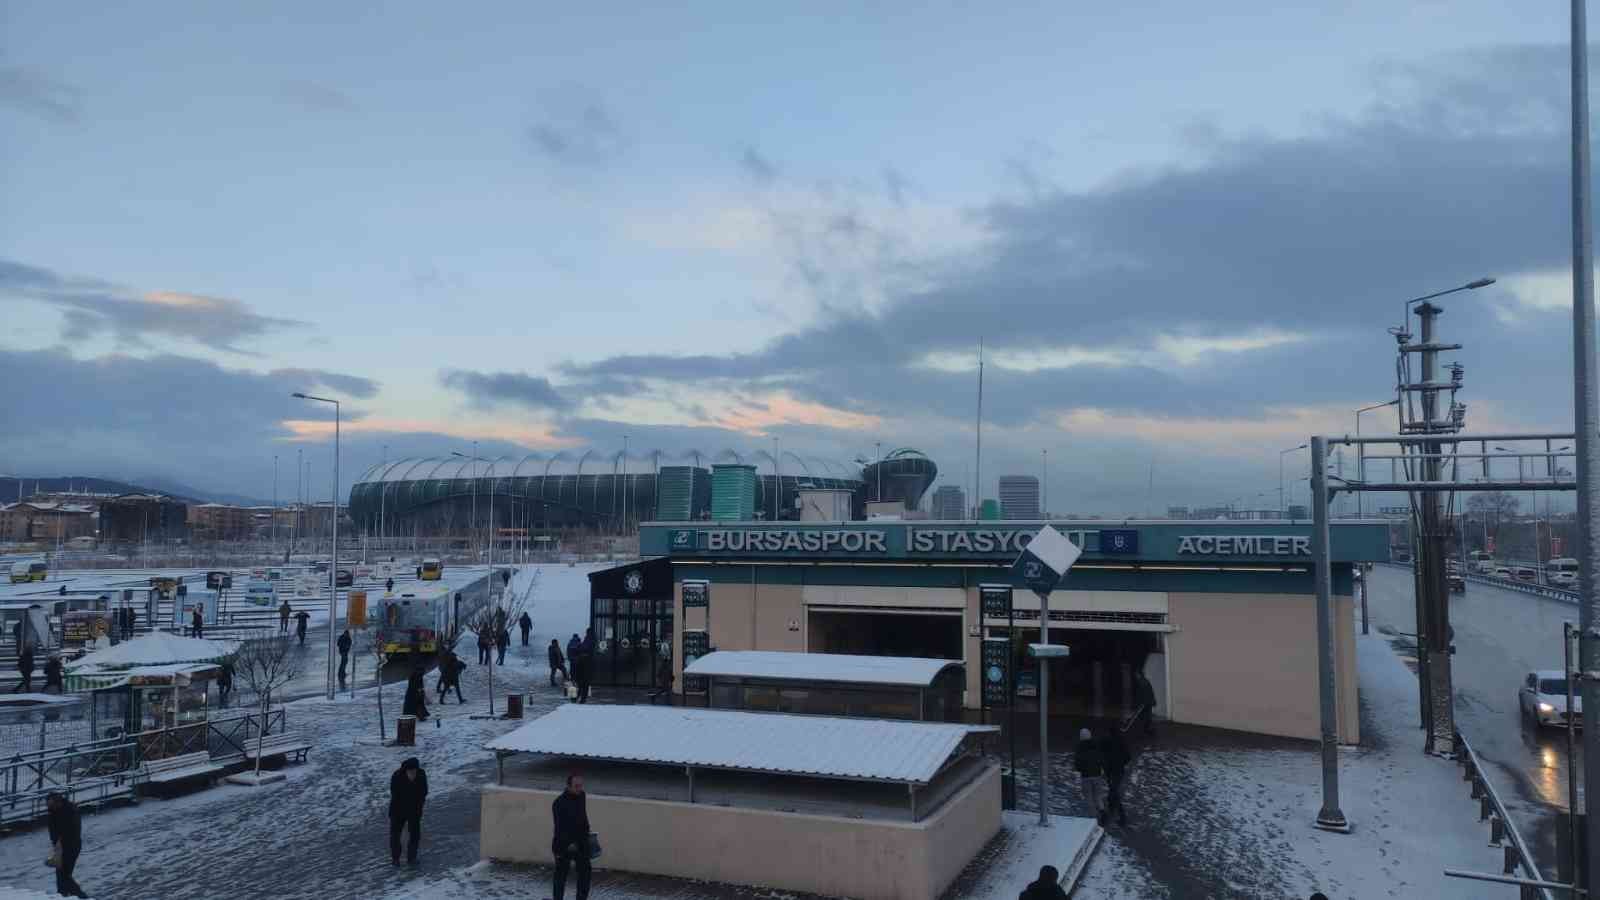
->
[1539, 702, 1556, 713]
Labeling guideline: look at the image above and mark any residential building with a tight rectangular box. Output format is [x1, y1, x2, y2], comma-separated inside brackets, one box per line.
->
[997, 475, 1040, 520]
[930, 485, 965, 520]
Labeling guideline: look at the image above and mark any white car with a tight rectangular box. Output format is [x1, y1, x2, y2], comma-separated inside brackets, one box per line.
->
[1520, 670, 1581, 728]
[1493, 566, 1513, 579]
[1551, 571, 1578, 588]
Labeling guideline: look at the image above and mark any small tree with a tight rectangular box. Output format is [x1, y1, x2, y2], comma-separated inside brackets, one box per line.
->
[233, 634, 302, 781]
[362, 629, 387, 741]
[460, 568, 532, 717]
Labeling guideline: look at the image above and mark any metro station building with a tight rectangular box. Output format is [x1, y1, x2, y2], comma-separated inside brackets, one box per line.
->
[634, 520, 1388, 742]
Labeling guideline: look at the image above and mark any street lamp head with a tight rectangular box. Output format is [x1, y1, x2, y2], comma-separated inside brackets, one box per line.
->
[1465, 277, 1496, 290]
[451, 451, 465, 458]
[291, 392, 307, 399]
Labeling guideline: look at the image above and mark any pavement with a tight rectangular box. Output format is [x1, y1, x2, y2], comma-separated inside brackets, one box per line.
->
[1362, 563, 1578, 878]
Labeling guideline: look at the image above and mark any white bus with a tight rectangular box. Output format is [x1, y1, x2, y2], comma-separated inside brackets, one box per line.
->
[1468, 550, 1494, 574]
[1548, 557, 1579, 587]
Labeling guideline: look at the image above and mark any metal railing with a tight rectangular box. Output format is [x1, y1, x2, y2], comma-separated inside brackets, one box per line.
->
[1450, 730, 1565, 899]
[1376, 561, 1581, 604]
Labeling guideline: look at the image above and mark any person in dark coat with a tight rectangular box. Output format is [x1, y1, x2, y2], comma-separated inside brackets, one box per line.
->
[1134, 672, 1157, 736]
[217, 659, 234, 707]
[1074, 727, 1106, 823]
[551, 772, 592, 900]
[436, 651, 465, 704]
[14, 646, 34, 693]
[1019, 864, 1067, 900]
[402, 667, 430, 721]
[385, 577, 394, 593]
[548, 639, 568, 686]
[518, 611, 532, 646]
[42, 654, 63, 693]
[388, 758, 428, 866]
[496, 627, 510, 666]
[278, 599, 292, 634]
[1100, 729, 1131, 826]
[191, 605, 204, 639]
[46, 792, 89, 897]
[294, 610, 310, 645]
[337, 629, 352, 683]
[124, 606, 137, 640]
[566, 634, 582, 666]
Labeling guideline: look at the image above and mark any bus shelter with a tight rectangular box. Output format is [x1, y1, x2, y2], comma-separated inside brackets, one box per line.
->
[684, 650, 965, 721]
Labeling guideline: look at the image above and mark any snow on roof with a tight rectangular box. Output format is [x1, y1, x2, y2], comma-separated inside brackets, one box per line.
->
[683, 650, 962, 687]
[486, 704, 995, 785]
[67, 631, 237, 672]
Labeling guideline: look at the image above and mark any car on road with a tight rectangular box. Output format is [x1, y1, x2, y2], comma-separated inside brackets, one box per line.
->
[1520, 670, 1582, 728]
[1448, 574, 1465, 593]
[1513, 567, 1537, 583]
[1493, 566, 1513, 579]
[335, 568, 353, 588]
[1551, 571, 1578, 588]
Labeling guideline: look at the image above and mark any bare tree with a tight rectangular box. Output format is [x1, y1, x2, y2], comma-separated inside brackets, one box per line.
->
[459, 567, 532, 717]
[232, 634, 302, 782]
[361, 628, 387, 741]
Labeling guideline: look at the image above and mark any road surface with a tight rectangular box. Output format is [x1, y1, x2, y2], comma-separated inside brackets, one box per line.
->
[1362, 563, 1579, 876]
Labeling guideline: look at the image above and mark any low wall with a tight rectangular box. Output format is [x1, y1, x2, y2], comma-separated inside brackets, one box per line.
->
[481, 763, 1001, 900]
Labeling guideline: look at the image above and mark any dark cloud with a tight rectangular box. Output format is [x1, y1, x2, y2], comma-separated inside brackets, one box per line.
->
[269, 368, 381, 399]
[527, 99, 626, 165]
[278, 80, 358, 114]
[0, 258, 304, 353]
[0, 64, 80, 123]
[440, 369, 574, 411]
[739, 146, 779, 184]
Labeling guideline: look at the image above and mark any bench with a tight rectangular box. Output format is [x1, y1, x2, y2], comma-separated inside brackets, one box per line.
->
[138, 751, 223, 796]
[242, 732, 311, 766]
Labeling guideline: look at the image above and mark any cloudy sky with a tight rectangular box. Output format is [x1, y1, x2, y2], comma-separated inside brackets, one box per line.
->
[0, 2, 1588, 514]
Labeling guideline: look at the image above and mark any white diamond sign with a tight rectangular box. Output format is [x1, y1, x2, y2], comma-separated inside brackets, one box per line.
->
[1011, 524, 1081, 596]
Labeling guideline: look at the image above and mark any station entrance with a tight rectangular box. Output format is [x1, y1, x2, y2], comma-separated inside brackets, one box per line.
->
[995, 625, 1159, 719]
[807, 608, 963, 660]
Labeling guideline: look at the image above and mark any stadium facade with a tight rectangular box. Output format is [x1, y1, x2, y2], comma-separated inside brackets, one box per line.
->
[346, 450, 932, 536]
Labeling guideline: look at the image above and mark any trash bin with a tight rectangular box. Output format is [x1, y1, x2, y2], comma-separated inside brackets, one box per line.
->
[506, 693, 523, 719]
[396, 715, 416, 746]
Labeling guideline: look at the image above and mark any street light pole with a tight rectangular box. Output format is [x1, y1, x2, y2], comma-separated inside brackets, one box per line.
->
[292, 392, 340, 702]
[1354, 400, 1399, 517]
[1280, 444, 1307, 518]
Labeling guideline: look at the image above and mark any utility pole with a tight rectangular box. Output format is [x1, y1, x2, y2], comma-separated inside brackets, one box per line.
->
[1412, 301, 1459, 755]
[974, 339, 984, 518]
[1571, 0, 1600, 887]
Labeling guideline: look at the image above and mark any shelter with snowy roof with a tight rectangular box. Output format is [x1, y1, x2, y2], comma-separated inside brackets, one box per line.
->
[481, 703, 1000, 900]
[683, 649, 965, 721]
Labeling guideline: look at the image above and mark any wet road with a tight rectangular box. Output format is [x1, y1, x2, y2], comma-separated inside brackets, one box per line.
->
[1362, 563, 1580, 875]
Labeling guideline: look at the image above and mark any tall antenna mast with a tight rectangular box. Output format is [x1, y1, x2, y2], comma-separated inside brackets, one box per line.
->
[974, 339, 984, 519]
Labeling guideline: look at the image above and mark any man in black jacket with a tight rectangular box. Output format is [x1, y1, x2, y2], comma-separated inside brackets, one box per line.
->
[46, 792, 89, 897]
[14, 646, 34, 693]
[1019, 864, 1067, 900]
[42, 654, 63, 693]
[519, 611, 532, 646]
[191, 605, 204, 639]
[552, 773, 591, 900]
[389, 757, 428, 865]
[548, 639, 568, 686]
[1074, 727, 1106, 823]
[337, 629, 352, 683]
[1100, 729, 1131, 827]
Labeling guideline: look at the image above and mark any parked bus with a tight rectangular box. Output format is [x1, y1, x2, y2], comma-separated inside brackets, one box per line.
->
[9, 560, 47, 583]
[377, 590, 450, 655]
[1548, 557, 1579, 587]
[419, 558, 443, 581]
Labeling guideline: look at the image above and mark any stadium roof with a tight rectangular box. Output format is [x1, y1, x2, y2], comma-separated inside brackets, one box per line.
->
[486, 704, 994, 785]
[354, 453, 867, 484]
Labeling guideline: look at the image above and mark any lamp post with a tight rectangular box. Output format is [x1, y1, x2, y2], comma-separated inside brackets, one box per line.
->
[291, 391, 340, 702]
[1354, 400, 1399, 517]
[1280, 444, 1307, 519]
[452, 451, 495, 585]
[1400, 277, 1496, 332]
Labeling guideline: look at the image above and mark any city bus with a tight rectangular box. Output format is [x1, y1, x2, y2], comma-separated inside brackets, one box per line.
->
[377, 590, 450, 655]
[1548, 557, 1579, 588]
[1468, 550, 1494, 574]
[9, 560, 46, 583]
[419, 558, 443, 581]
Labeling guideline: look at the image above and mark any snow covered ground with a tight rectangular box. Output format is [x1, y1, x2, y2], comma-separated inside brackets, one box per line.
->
[1073, 632, 1525, 899]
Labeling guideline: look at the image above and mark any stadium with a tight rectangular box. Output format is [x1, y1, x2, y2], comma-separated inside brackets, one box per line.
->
[347, 449, 936, 535]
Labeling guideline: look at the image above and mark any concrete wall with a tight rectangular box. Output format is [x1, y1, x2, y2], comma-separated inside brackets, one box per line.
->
[1166, 592, 1358, 742]
[481, 765, 1002, 900]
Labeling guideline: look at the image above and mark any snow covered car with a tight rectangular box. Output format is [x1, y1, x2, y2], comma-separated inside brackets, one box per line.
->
[1520, 670, 1581, 728]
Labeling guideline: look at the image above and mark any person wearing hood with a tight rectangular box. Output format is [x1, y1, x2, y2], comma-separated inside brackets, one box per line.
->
[1019, 865, 1068, 900]
[548, 639, 568, 686]
[1074, 727, 1106, 823]
[402, 666, 430, 721]
[337, 629, 352, 683]
[42, 654, 63, 693]
[388, 757, 429, 866]
[519, 611, 533, 646]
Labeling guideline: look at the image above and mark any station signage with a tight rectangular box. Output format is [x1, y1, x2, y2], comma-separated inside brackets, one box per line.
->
[1176, 535, 1311, 556]
[681, 580, 709, 609]
[981, 638, 1011, 708]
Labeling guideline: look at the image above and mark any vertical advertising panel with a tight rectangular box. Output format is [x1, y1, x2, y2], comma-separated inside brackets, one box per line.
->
[982, 637, 1011, 708]
[682, 629, 711, 694]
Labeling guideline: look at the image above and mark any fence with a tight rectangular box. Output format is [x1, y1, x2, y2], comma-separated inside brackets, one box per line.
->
[1447, 730, 1566, 899]
[1377, 561, 1581, 604]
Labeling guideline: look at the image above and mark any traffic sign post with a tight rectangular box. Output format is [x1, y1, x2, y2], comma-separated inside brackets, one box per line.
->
[1012, 524, 1081, 826]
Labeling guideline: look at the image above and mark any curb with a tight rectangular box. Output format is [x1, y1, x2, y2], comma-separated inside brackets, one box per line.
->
[1061, 822, 1105, 896]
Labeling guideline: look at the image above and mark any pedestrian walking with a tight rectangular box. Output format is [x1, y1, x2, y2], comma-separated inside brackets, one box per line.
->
[42, 654, 63, 694]
[46, 792, 89, 898]
[477, 630, 491, 666]
[218, 658, 234, 707]
[294, 610, 309, 645]
[1074, 727, 1106, 823]
[388, 757, 428, 866]
[278, 600, 291, 634]
[551, 772, 592, 900]
[436, 651, 465, 704]
[124, 606, 136, 640]
[191, 605, 204, 639]
[518, 611, 532, 647]
[548, 639, 568, 686]
[385, 577, 394, 593]
[496, 627, 510, 666]
[403, 667, 430, 721]
[14, 646, 34, 693]
[574, 646, 591, 704]
[1019, 864, 1067, 900]
[1100, 729, 1131, 826]
[1134, 672, 1156, 736]
[566, 633, 582, 668]
[337, 629, 352, 683]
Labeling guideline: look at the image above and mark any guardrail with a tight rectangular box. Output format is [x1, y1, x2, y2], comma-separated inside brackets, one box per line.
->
[1376, 561, 1581, 604]
[1450, 730, 1565, 899]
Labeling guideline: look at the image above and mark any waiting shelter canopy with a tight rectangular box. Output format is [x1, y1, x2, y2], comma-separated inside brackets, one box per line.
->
[684, 650, 961, 688]
[487, 704, 995, 785]
[67, 632, 237, 673]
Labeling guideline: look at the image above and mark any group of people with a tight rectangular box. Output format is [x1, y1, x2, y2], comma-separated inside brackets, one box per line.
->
[1073, 726, 1133, 827]
[11, 644, 64, 693]
[548, 630, 594, 703]
[278, 600, 310, 643]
